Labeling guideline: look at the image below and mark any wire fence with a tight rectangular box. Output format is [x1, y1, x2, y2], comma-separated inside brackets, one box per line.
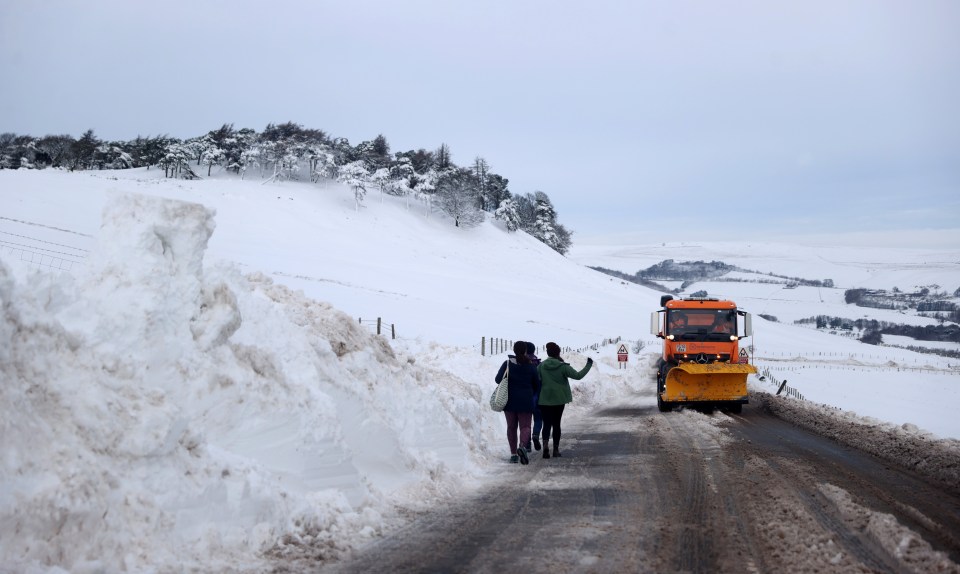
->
[754, 358, 957, 375]
[756, 350, 958, 362]
[0, 228, 89, 272]
[480, 335, 623, 357]
[358, 317, 397, 339]
[756, 367, 805, 400]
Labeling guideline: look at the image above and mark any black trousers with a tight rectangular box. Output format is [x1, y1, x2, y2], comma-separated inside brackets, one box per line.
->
[539, 404, 566, 447]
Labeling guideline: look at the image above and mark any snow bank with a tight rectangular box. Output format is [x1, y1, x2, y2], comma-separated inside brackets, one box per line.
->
[751, 392, 960, 490]
[0, 193, 476, 573]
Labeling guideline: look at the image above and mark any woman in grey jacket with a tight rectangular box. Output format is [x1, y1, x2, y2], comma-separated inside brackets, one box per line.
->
[537, 342, 593, 459]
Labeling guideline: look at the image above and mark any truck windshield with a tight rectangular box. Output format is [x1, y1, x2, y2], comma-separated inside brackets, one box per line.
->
[667, 309, 736, 340]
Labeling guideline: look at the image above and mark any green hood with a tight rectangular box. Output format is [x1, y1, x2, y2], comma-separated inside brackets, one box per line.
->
[539, 358, 568, 372]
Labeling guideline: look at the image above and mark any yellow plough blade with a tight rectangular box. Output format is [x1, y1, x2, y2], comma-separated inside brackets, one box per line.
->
[663, 363, 757, 402]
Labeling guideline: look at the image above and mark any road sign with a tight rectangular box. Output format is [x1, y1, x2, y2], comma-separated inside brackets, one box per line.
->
[738, 348, 749, 364]
[617, 344, 628, 362]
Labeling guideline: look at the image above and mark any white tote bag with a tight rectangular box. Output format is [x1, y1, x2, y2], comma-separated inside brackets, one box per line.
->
[489, 363, 510, 412]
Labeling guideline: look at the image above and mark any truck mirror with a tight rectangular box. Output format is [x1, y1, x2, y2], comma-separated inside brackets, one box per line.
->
[651, 311, 663, 337]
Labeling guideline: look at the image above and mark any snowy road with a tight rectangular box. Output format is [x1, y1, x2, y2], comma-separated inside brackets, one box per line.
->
[279, 390, 960, 573]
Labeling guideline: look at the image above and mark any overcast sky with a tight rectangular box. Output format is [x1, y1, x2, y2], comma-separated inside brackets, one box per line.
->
[2, 1, 958, 245]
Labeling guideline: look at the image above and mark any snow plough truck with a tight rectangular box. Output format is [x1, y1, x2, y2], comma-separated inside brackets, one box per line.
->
[651, 295, 756, 413]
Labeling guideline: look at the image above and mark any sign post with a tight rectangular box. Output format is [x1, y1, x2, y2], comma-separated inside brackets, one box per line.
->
[617, 343, 629, 369]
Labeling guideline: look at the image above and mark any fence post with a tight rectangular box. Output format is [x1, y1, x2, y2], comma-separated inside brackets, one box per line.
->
[377, 317, 382, 335]
[482, 336, 486, 356]
[391, 323, 395, 339]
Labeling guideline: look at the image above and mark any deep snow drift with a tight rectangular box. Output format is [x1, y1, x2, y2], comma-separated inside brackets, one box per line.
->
[1, 192, 499, 572]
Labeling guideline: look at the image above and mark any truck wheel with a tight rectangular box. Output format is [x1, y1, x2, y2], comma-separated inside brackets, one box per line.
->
[656, 361, 670, 395]
[657, 395, 673, 412]
[728, 403, 743, 414]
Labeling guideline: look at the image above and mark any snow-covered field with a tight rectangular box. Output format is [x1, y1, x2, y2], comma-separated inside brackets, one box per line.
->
[1, 168, 958, 572]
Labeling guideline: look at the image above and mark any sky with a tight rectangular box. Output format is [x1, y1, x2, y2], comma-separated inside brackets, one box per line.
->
[1, 168, 958, 572]
[2, 1, 959, 244]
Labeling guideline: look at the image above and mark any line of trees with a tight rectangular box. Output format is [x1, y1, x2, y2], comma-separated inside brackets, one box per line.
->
[795, 315, 960, 343]
[587, 265, 672, 293]
[0, 123, 573, 253]
[845, 287, 960, 322]
[636, 259, 734, 281]
[593, 258, 835, 290]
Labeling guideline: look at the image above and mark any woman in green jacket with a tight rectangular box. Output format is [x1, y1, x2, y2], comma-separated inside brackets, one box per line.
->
[537, 342, 593, 459]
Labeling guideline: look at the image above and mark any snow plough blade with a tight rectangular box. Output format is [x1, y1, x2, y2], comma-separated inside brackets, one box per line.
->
[663, 363, 757, 403]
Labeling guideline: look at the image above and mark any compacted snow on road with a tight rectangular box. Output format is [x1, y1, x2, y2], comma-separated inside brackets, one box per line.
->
[291, 387, 960, 574]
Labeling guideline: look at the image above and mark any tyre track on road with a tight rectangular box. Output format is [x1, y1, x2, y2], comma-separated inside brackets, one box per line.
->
[288, 398, 960, 574]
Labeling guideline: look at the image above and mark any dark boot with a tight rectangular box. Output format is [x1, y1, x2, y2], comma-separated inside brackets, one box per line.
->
[518, 446, 529, 465]
[532, 436, 541, 451]
[553, 445, 561, 457]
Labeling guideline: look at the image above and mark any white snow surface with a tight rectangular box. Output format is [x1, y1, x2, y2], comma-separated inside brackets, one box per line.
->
[1, 168, 958, 573]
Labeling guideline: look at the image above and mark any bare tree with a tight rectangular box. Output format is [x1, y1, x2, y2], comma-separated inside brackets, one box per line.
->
[472, 156, 492, 210]
[437, 169, 484, 227]
[435, 143, 452, 170]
